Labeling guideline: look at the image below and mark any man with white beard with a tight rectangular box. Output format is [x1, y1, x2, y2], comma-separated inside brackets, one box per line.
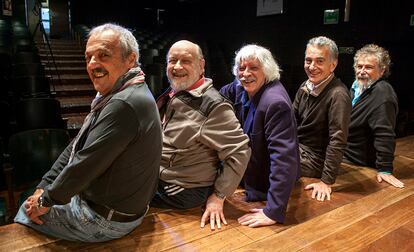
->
[151, 40, 251, 230]
[344, 44, 404, 188]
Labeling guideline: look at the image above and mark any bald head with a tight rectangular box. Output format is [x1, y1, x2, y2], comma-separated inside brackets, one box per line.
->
[166, 40, 206, 92]
[168, 40, 204, 60]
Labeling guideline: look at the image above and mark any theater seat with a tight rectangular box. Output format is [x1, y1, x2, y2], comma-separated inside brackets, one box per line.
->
[8, 128, 70, 187]
[5, 128, 70, 216]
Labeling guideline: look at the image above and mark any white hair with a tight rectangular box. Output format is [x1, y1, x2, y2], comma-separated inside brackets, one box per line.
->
[232, 44, 281, 83]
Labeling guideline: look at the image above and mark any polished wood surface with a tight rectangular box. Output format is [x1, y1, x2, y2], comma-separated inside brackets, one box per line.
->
[1, 136, 413, 251]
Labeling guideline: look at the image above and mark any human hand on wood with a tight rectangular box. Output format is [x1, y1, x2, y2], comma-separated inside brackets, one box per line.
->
[377, 172, 404, 188]
[200, 193, 227, 230]
[304, 181, 332, 201]
[238, 208, 276, 228]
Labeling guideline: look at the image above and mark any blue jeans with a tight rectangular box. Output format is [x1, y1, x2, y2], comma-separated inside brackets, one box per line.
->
[14, 195, 145, 242]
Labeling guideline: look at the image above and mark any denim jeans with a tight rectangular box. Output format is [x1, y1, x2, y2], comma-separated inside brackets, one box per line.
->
[14, 195, 145, 242]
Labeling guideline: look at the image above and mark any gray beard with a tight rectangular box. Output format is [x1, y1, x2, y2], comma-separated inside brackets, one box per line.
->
[170, 81, 193, 92]
[356, 78, 375, 90]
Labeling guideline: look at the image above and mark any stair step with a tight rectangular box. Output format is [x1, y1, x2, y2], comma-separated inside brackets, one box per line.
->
[52, 84, 95, 96]
[63, 112, 88, 130]
[57, 96, 94, 114]
[46, 66, 87, 75]
[39, 49, 85, 55]
[40, 54, 85, 61]
[50, 74, 91, 85]
[44, 60, 86, 67]
[36, 40, 81, 45]
[34, 38, 96, 135]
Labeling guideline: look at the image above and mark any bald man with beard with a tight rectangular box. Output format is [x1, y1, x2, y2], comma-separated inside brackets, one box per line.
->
[151, 40, 251, 230]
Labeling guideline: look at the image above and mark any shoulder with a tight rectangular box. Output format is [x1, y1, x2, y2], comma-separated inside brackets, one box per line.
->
[371, 80, 398, 104]
[201, 86, 233, 116]
[177, 84, 232, 117]
[373, 80, 396, 94]
[109, 83, 157, 115]
[259, 81, 292, 109]
[327, 78, 351, 100]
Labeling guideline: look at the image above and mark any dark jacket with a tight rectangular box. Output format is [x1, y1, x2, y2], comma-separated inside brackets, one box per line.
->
[220, 79, 300, 223]
[345, 79, 398, 172]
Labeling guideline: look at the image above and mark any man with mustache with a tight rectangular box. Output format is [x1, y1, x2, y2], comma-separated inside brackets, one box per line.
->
[151, 40, 251, 230]
[293, 36, 351, 201]
[344, 44, 404, 188]
[14, 23, 162, 242]
[220, 44, 300, 227]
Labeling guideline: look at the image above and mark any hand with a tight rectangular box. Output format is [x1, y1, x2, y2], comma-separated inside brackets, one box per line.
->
[23, 189, 49, 225]
[304, 181, 332, 201]
[200, 193, 227, 230]
[238, 208, 276, 228]
[377, 172, 404, 188]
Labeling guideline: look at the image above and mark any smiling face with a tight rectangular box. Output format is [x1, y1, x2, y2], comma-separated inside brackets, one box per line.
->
[355, 55, 384, 87]
[166, 40, 205, 92]
[238, 58, 266, 98]
[304, 45, 337, 85]
[85, 29, 136, 95]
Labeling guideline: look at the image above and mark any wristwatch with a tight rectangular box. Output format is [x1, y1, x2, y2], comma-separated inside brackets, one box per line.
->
[214, 190, 226, 200]
[37, 195, 45, 208]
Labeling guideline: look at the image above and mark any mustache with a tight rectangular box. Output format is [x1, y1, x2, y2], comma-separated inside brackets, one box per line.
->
[239, 77, 256, 82]
[92, 68, 109, 75]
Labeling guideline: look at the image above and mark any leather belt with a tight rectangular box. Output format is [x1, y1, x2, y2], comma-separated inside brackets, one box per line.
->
[86, 199, 146, 223]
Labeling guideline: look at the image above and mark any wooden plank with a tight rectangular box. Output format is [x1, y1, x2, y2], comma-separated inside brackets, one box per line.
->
[0, 223, 58, 251]
[357, 219, 414, 252]
[234, 179, 414, 251]
[300, 194, 414, 251]
[395, 135, 414, 157]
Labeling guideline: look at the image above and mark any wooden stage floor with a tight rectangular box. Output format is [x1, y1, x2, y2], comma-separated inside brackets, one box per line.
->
[1, 135, 414, 251]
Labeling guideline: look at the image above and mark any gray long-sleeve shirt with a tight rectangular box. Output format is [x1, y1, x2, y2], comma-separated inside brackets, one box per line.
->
[38, 83, 162, 215]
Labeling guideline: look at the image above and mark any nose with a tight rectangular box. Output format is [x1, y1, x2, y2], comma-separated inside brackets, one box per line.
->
[173, 60, 183, 69]
[242, 68, 251, 76]
[309, 61, 317, 70]
[87, 56, 98, 68]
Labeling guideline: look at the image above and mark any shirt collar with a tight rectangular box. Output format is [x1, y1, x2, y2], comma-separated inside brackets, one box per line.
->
[304, 73, 334, 97]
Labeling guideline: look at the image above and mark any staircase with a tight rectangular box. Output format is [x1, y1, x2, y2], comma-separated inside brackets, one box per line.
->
[36, 39, 95, 136]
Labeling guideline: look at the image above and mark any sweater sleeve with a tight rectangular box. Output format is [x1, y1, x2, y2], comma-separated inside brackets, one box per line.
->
[199, 103, 251, 197]
[321, 90, 351, 184]
[368, 101, 397, 173]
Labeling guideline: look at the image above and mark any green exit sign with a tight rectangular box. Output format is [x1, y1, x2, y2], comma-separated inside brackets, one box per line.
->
[411, 15, 414, 26]
[324, 9, 339, 25]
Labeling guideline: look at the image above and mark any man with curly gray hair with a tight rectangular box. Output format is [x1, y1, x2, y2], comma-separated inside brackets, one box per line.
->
[344, 44, 404, 188]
